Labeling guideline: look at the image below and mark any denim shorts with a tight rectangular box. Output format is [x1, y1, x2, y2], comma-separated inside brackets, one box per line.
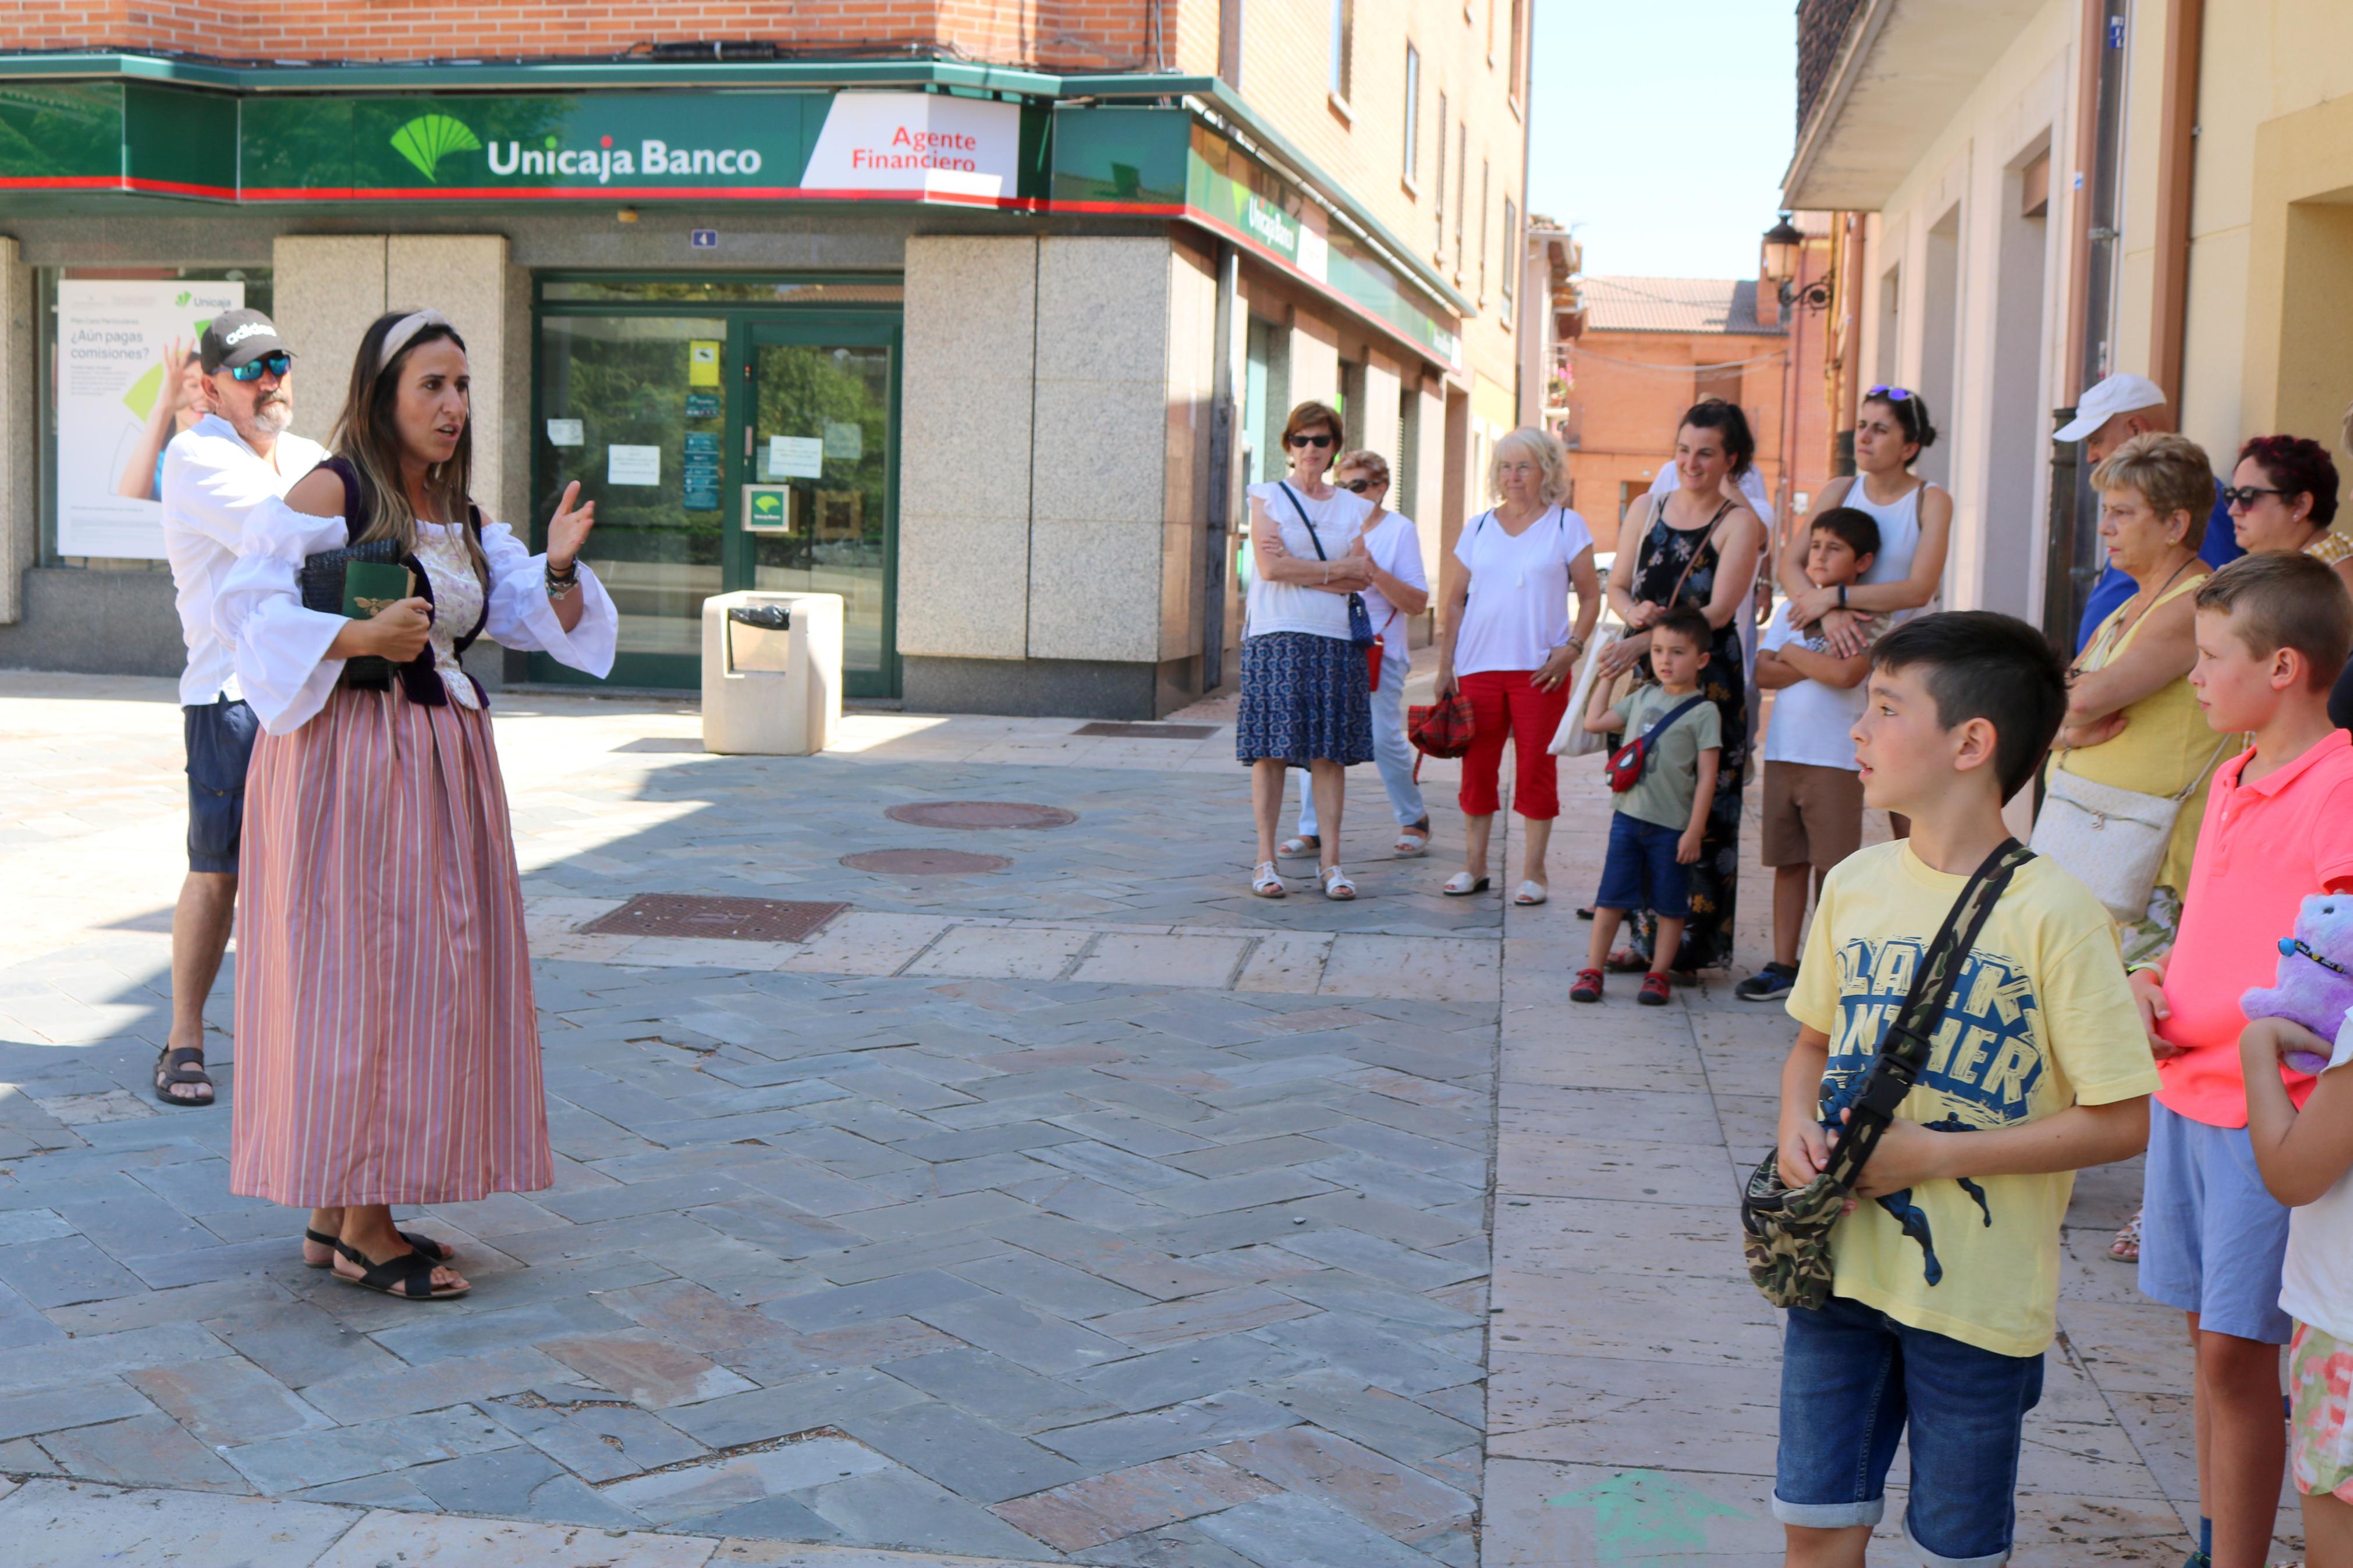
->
[1594, 811, 1689, 918]
[183, 696, 259, 874]
[1774, 1294, 2045, 1567]
[2138, 1100, 2294, 1343]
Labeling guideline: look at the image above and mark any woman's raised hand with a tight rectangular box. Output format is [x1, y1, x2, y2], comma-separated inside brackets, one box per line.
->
[545, 481, 597, 571]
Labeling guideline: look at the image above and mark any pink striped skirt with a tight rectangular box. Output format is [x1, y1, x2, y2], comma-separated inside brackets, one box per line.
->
[229, 684, 552, 1207]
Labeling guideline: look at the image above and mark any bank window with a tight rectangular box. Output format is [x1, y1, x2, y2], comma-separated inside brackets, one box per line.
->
[1433, 92, 1448, 257]
[541, 279, 904, 306]
[36, 265, 274, 571]
[1401, 45, 1421, 188]
[1329, 0, 1355, 108]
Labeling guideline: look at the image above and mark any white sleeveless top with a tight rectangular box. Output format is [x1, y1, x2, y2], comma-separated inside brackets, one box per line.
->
[1843, 477, 1926, 597]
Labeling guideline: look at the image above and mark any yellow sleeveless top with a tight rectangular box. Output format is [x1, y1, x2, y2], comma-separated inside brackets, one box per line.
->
[2051, 571, 2226, 894]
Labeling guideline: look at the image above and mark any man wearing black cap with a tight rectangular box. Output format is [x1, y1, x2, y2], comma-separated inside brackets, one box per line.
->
[153, 308, 327, 1108]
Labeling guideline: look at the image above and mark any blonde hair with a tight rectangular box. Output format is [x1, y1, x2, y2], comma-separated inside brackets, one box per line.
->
[1336, 449, 1389, 489]
[2092, 431, 2214, 550]
[1489, 426, 1570, 506]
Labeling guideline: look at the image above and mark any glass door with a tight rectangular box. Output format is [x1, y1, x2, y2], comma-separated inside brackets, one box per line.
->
[730, 317, 899, 699]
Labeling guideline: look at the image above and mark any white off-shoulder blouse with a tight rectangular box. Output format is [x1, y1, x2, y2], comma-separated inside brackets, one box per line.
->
[214, 493, 618, 734]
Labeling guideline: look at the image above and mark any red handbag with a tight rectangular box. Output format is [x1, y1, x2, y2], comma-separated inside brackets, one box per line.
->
[1365, 635, 1384, 692]
[1408, 689, 1476, 759]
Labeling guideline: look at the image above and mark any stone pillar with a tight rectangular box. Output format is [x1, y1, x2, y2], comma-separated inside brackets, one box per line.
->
[1025, 235, 1170, 666]
[271, 235, 388, 448]
[1414, 378, 1450, 579]
[899, 235, 1038, 663]
[388, 235, 522, 529]
[1362, 356, 1403, 479]
[1287, 317, 1340, 411]
[0, 238, 29, 624]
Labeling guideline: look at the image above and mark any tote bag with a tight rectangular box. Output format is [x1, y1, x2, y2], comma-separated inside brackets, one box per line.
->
[1549, 623, 1621, 758]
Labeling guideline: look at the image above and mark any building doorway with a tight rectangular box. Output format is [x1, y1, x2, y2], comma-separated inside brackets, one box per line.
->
[529, 278, 902, 695]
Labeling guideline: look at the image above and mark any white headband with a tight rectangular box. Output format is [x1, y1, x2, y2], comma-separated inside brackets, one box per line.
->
[379, 309, 453, 371]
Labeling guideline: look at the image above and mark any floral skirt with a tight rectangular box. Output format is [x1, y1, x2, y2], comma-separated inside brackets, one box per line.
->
[1237, 632, 1374, 766]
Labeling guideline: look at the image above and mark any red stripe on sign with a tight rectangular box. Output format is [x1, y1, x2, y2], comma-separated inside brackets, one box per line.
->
[240, 184, 1039, 207]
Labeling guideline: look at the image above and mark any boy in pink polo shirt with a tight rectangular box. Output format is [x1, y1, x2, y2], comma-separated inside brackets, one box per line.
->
[2131, 553, 2353, 1568]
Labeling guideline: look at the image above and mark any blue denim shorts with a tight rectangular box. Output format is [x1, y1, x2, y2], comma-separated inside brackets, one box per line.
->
[183, 696, 259, 874]
[1774, 1294, 2045, 1567]
[1594, 811, 1689, 918]
[2138, 1100, 2294, 1343]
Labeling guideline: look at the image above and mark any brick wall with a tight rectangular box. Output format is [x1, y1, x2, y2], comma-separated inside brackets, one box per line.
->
[0, 2, 1149, 71]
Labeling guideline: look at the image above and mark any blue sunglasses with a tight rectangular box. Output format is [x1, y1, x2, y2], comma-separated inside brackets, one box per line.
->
[1866, 384, 1915, 401]
[228, 351, 293, 382]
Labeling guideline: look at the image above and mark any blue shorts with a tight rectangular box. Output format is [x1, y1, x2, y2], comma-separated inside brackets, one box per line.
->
[183, 696, 258, 875]
[1594, 812, 1689, 918]
[1775, 1295, 2045, 1566]
[2138, 1100, 2294, 1343]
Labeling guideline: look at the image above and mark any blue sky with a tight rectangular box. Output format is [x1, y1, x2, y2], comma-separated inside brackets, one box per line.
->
[1524, 1, 1798, 280]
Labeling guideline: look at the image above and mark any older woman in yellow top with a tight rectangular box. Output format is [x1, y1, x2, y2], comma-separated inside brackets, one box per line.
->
[2049, 432, 2227, 962]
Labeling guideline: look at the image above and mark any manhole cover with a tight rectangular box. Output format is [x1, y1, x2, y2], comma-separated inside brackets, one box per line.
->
[883, 801, 1077, 830]
[580, 895, 848, 943]
[841, 849, 1014, 875]
[1072, 721, 1218, 739]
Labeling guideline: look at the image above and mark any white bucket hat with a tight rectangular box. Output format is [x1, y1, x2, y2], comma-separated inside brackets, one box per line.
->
[2055, 373, 2168, 443]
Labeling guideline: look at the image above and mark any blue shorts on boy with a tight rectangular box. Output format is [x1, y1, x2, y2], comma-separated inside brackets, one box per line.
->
[1776, 841, 2160, 1559]
[1593, 684, 1718, 918]
[2137, 1104, 2294, 1343]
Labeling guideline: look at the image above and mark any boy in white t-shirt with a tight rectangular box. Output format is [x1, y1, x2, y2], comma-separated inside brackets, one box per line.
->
[2242, 1012, 2353, 1567]
[1737, 507, 1880, 1005]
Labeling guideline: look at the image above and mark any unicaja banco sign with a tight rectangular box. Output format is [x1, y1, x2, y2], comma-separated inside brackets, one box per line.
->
[484, 135, 765, 183]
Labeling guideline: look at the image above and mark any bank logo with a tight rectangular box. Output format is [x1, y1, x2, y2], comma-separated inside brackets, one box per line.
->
[391, 114, 484, 183]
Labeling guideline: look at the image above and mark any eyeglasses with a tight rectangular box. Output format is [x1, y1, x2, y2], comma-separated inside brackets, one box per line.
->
[2221, 485, 2287, 510]
[1865, 385, 1915, 401]
[227, 352, 292, 382]
[1337, 478, 1373, 493]
[1287, 433, 1335, 449]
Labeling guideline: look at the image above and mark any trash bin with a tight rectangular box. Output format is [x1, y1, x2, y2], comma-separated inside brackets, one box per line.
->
[700, 591, 843, 756]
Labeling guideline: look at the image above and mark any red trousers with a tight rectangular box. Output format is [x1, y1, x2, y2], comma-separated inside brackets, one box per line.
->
[1456, 669, 1568, 819]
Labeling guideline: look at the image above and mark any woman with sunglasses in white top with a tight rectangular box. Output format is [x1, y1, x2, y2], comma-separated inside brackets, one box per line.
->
[1237, 401, 1378, 899]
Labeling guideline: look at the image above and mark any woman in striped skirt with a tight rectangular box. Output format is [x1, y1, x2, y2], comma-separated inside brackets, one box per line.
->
[215, 309, 615, 1299]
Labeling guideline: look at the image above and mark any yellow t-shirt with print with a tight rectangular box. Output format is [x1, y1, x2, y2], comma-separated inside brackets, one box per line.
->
[1787, 840, 2162, 1357]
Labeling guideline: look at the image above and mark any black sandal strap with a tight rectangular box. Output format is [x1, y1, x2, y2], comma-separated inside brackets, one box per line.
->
[307, 1226, 451, 1262]
[154, 1046, 215, 1105]
[352, 1249, 446, 1298]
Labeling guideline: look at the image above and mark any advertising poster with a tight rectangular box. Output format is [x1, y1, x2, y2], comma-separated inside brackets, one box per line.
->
[55, 279, 244, 559]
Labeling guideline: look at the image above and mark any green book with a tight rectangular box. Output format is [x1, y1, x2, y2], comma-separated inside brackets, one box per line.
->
[342, 561, 414, 620]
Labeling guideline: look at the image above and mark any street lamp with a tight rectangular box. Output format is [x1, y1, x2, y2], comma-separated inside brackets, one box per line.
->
[1762, 212, 1832, 314]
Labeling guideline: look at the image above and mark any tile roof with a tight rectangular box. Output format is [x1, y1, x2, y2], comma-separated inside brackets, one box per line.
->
[1578, 276, 1785, 337]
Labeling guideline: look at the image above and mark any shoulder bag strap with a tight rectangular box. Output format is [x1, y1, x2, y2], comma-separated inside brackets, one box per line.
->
[1820, 839, 2035, 1192]
[1276, 482, 1327, 559]
[1638, 694, 1709, 749]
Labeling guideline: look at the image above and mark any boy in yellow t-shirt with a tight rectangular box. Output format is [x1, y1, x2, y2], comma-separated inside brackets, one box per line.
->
[1772, 611, 2160, 1568]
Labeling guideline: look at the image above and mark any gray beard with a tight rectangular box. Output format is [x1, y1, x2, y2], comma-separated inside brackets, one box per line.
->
[248, 399, 292, 436]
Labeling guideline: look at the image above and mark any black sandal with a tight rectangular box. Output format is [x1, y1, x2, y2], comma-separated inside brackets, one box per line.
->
[331, 1240, 468, 1300]
[303, 1226, 452, 1269]
[152, 1046, 215, 1108]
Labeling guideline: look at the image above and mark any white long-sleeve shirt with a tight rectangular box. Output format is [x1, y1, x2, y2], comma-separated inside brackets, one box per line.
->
[214, 489, 617, 734]
[160, 415, 328, 707]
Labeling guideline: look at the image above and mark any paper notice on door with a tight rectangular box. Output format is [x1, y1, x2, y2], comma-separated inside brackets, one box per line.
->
[769, 436, 824, 478]
[688, 340, 722, 387]
[607, 444, 662, 485]
[545, 418, 584, 447]
[822, 421, 864, 461]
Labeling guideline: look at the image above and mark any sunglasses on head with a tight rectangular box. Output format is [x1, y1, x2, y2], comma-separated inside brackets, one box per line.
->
[2221, 485, 2287, 510]
[1287, 432, 1335, 449]
[227, 352, 293, 382]
[1865, 385, 1914, 402]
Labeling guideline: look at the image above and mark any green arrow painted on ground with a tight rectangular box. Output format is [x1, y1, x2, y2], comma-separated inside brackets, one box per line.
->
[1548, 1469, 1748, 1559]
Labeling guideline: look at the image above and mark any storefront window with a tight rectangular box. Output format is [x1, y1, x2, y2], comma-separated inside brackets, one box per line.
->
[541, 279, 903, 307]
[37, 266, 274, 569]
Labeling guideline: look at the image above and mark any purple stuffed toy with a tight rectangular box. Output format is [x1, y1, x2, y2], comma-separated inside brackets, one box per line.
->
[2241, 892, 2353, 1076]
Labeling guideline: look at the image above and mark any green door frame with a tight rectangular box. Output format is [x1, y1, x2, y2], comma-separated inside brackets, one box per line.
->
[527, 274, 904, 696]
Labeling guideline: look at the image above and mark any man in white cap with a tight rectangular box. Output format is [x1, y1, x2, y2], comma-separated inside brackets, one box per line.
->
[2056, 372, 2242, 650]
[152, 308, 327, 1108]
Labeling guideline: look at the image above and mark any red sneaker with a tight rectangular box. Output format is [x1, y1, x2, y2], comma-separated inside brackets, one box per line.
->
[1638, 972, 1671, 1007]
[1570, 968, 1603, 1004]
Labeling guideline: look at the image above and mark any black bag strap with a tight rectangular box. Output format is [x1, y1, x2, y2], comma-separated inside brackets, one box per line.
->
[1819, 838, 2035, 1192]
[1634, 693, 1708, 751]
[1276, 482, 1329, 559]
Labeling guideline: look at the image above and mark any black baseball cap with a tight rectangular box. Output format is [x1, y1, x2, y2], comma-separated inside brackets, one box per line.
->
[200, 308, 291, 374]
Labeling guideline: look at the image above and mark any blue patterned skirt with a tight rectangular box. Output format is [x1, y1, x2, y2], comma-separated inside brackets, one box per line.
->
[1236, 632, 1374, 766]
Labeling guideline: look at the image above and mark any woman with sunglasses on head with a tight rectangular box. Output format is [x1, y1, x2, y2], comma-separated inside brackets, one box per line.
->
[1776, 386, 1953, 661]
[214, 308, 616, 1300]
[1435, 427, 1601, 905]
[1280, 450, 1432, 865]
[1239, 401, 1377, 900]
[1592, 401, 1763, 972]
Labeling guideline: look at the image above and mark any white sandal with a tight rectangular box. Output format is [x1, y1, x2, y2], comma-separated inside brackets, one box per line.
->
[1442, 871, 1490, 896]
[1277, 834, 1320, 859]
[1393, 819, 1431, 856]
[1251, 862, 1286, 898]
[1320, 866, 1357, 901]
[1513, 880, 1549, 906]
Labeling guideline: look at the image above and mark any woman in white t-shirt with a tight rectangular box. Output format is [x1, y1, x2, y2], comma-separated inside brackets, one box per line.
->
[1434, 427, 1603, 904]
[1238, 401, 1378, 901]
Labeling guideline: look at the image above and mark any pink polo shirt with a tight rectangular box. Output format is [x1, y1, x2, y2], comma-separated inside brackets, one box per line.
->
[2156, 728, 2353, 1126]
